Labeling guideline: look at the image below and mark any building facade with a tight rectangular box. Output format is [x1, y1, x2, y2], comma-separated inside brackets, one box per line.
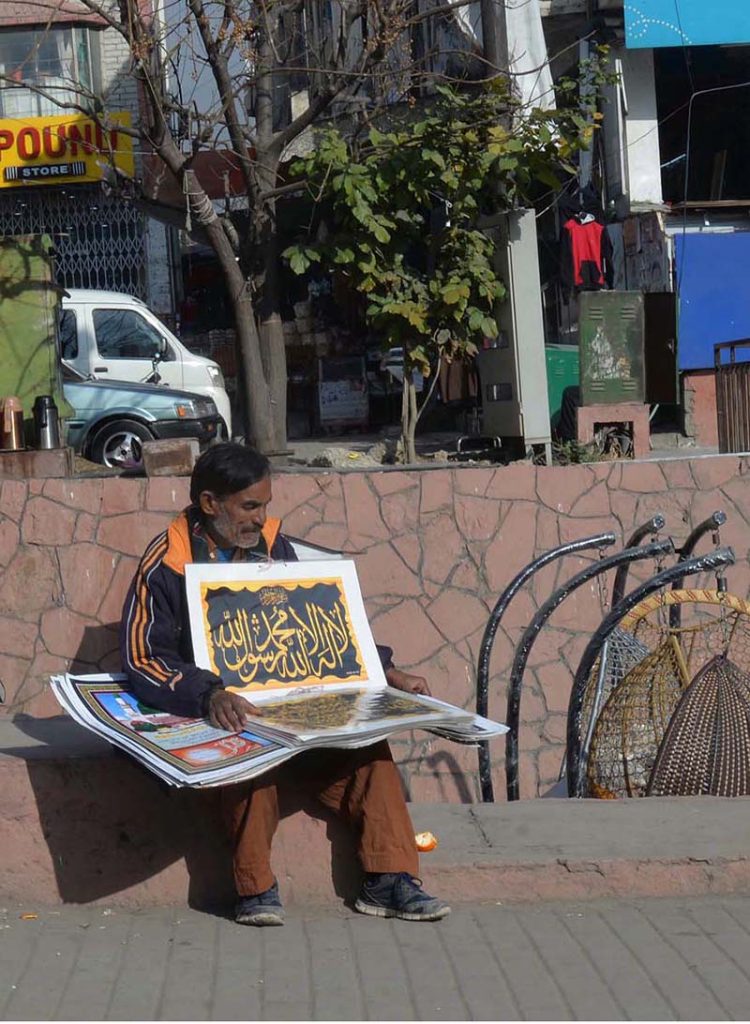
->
[539, 0, 750, 446]
[0, 1, 177, 316]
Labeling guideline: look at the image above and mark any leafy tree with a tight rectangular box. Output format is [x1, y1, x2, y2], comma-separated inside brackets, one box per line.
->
[5, 0, 510, 452]
[285, 75, 604, 461]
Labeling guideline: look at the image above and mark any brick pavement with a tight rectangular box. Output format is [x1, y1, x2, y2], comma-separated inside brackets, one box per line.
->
[3, 894, 750, 1020]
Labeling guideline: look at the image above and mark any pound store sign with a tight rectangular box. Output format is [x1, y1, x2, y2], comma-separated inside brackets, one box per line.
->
[0, 112, 135, 188]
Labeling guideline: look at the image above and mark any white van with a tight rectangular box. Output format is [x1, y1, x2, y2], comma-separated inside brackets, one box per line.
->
[60, 289, 232, 437]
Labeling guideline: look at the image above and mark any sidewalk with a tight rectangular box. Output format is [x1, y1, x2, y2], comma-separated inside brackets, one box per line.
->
[3, 894, 750, 1020]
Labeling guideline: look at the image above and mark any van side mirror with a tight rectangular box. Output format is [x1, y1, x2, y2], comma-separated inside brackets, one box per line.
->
[154, 335, 168, 362]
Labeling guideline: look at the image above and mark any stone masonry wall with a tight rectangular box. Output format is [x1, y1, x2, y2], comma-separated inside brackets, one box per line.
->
[2, 455, 749, 801]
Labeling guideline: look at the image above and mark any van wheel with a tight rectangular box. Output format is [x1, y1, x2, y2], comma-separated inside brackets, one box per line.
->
[89, 420, 154, 470]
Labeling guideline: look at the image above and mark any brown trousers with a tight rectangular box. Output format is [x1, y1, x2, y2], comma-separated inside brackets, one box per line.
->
[221, 740, 419, 896]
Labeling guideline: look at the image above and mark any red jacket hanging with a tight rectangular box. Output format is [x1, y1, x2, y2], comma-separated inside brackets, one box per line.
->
[561, 217, 613, 293]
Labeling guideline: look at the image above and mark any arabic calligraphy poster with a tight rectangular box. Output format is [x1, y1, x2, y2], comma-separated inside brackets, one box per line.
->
[250, 687, 467, 739]
[185, 560, 388, 695]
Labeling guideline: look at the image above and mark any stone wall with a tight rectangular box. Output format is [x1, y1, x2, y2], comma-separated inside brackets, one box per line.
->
[2, 455, 749, 801]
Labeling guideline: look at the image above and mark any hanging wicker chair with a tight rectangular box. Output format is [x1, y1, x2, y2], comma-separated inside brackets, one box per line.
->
[647, 652, 750, 797]
[586, 589, 750, 799]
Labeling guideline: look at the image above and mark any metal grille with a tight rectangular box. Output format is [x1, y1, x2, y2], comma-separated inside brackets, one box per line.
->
[0, 186, 146, 297]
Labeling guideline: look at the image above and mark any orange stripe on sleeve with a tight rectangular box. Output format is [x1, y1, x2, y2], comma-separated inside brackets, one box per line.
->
[129, 536, 172, 683]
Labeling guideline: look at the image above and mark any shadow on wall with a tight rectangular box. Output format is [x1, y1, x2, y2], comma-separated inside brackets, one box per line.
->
[69, 623, 122, 676]
[10, 713, 366, 911]
[421, 749, 476, 803]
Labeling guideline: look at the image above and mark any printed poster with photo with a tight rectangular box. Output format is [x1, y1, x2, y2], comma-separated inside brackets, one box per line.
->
[71, 679, 284, 776]
[185, 560, 388, 696]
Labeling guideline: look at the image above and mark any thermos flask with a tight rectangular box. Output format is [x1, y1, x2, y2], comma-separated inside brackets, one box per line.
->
[32, 395, 61, 450]
[0, 395, 24, 450]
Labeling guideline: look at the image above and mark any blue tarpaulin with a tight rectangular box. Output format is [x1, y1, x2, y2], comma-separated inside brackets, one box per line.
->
[675, 232, 750, 370]
[625, 0, 750, 49]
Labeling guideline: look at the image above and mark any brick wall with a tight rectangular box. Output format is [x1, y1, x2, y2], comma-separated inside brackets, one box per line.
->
[99, 27, 140, 127]
[2, 455, 748, 801]
[683, 369, 719, 448]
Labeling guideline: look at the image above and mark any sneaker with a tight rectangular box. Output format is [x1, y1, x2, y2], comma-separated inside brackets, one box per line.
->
[354, 872, 451, 922]
[235, 880, 285, 926]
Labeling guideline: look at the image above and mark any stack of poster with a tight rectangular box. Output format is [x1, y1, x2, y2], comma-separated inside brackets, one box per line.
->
[51, 673, 295, 787]
[51, 558, 507, 787]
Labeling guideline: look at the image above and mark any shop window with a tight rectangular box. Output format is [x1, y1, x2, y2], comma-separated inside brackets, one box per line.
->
[0, 27, 96, 118]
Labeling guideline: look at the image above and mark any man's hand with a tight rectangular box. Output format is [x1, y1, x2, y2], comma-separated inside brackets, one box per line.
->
[208, 689, 262, 732]
[385, 667, 431, 696]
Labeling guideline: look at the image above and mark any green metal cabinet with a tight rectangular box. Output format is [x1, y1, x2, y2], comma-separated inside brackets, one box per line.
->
[579, 291, 645, 405]
[545, 344, 580, 428]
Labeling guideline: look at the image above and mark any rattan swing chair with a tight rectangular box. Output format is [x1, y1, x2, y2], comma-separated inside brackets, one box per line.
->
[586, 587, 750, 799]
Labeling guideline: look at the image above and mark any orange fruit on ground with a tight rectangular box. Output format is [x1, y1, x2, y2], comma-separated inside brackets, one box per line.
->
[415, 830, 438, 852]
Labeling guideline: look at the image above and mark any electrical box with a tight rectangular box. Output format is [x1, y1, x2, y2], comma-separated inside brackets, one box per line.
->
[475, 209, 552, 456]
[579, 291, 645, 405]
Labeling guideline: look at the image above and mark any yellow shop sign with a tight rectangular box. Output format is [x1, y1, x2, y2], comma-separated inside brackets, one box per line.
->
[0, 112, 135, 188]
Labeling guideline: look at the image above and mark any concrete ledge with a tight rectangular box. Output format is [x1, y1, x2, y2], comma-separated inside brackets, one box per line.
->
[0, 446, 75, 479]
[3, 717, 750, 909]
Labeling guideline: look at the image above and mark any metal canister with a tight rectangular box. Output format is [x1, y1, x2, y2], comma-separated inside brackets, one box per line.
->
[0, 396, 24, 450]
[32, 395, 61, 450]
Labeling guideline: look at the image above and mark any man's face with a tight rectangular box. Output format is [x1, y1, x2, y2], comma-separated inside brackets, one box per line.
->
[199, 474, 273, 549]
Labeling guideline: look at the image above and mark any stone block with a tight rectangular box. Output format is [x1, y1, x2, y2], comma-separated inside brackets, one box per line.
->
[97, 512, 172, 557]
[58, 544, 119, 617]
[142, 438, 200, 477]
[0, 479, 27, 521]
[21, 497, 77, 546]
[0, 517, 19, 567]
[0, 447, 74, 480]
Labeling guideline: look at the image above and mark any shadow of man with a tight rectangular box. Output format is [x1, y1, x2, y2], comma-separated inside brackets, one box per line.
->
[13, 689, 366, 915]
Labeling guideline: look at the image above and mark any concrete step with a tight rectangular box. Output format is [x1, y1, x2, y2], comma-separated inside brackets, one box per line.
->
[3, 717, 750, 909]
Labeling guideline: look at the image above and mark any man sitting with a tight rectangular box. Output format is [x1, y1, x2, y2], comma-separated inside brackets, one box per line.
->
[120, 442, 450, 925]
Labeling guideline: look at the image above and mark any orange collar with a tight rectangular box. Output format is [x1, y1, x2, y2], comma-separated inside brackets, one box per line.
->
[163, 509, 281, 576]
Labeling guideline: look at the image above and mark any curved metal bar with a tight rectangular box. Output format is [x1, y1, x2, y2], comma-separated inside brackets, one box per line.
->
[611, 514, 666, 607]
[669, 511, 727, 629]
[566, 545, 736, 797]
[475, 532, 617, 803]
[505, 539, 674, 802]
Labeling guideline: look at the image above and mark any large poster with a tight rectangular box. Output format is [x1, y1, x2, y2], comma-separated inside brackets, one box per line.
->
[625, 0, 750, 48]
[185, 560, 387, 695]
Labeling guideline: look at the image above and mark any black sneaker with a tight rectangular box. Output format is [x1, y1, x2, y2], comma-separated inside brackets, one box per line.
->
[235, 880, 285, 926]
[354, 872, 451, 921]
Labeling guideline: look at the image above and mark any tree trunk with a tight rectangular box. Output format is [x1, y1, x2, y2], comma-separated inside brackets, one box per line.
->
[209, 228, 276, 451]
[402, 375, 418, 464]
[256, 221, 289, 450]
[253, 168, 288, 451]
[252, 36, 288, 453]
